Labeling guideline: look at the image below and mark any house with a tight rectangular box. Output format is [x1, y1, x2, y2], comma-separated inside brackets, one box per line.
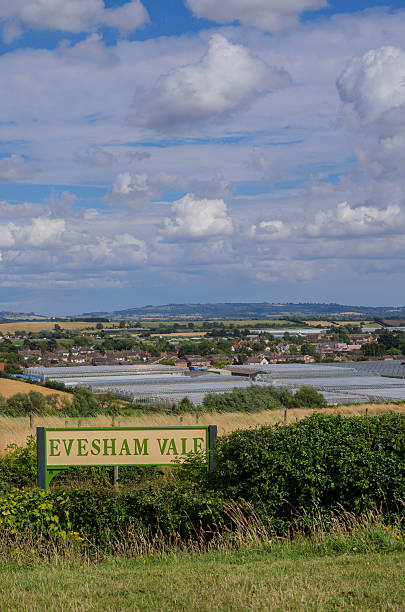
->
[183, 355, 212, 367]
[173, 358, 188, 367]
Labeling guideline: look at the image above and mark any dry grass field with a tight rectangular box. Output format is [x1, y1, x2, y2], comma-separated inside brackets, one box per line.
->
[0, 378, 70, 400]
[0, 321, 98, 334]
[0, 402, 403, 453]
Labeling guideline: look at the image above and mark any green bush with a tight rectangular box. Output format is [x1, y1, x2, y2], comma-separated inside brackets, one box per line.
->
[50, 484, 225, 545]
[201, 385, 326, 414]
[210, 413, 405, 527]
[0, 488, 71, 538]
[0, 435, 37, 490]
[0, 413, 402, 544]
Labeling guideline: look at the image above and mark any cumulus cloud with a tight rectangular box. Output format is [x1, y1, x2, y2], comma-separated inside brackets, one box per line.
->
[133, 34, 291, 130]
[250, 219, 290, 240]
[0, 201, 43, 219]
[72, 234, 147, 267]
[186, 0, 327, 32]
[307, 201, 405, 238]
[107, 171, 187, 208]
[337, 46, 405, 182]
[337, 46, 405, 124]
[162, 193, 233, 241]
[0, 0, 148, 42]
[0, 155, 36, 182]
[17, 218, 66, 247]
[0, 217, 66, 251]
[57, 33, 118, 65]
[0, 224, 15, 248]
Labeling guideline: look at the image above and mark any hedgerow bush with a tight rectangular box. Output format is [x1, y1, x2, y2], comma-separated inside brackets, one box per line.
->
[0, 435, 37, 489]
[0, 413, 402, 543]
[210, 413, 405, 525]
[0, 384, 327, 418]
[202, 384, 326, 413]
[0, 488, 71, 539]
[49, 484, 225, 545]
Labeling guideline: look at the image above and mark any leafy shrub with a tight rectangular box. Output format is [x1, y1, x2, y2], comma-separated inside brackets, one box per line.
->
[202, 384, 325, 413]
[210, 413, 405, 527]
[0, 435, 37, 490]
[0, 488, 71, 538]
[51, 484, 225, 545]
[294, 385, 327, 408]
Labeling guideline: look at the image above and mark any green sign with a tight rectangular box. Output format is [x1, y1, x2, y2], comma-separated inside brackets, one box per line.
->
[37, 425, 217, 489]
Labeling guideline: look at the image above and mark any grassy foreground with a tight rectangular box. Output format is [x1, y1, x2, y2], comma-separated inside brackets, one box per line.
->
[0, 547, 403, 611]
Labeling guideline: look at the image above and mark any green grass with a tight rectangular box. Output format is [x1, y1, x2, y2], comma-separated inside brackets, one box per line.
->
[0, 547, 403, 611]
[0, 519, 404, 612]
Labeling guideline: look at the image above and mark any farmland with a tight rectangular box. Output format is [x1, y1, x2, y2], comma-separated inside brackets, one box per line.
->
[0, 321, 99, 335]
[0, 378, 70, 400]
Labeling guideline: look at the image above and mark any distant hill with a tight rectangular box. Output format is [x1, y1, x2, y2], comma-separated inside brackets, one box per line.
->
[81, 302, 405, 321]
[0, 311, 52, 322]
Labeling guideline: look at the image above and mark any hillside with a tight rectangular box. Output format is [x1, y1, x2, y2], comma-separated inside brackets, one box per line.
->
[82, 302, 405, 321]
[0, 378, 70, 400]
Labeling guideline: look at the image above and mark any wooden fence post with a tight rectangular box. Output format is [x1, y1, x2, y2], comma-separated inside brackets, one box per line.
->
[113, 466, 119, 489]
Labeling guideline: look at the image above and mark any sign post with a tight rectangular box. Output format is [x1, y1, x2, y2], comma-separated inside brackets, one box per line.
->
[37, 425, 217, 490]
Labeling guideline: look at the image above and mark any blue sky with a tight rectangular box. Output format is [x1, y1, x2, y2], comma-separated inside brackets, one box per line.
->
[0, 1, 405, 314]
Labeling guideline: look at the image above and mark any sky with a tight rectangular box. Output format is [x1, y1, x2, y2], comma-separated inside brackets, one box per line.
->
[1, 1, 405, 315]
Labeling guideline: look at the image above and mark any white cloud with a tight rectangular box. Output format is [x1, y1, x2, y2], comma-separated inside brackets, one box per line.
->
[107, 171, 187, 208]
[307, 201, 405, 237]
[18, 218, 66, 247]
[0, 155, 36, 182]
[133, 34, 291, 130]
[337, 46, 405, 183]
[250, 219, 290, 240]
[72, 234, 147, 267]
[0, 0, 148, 41]
[57, 34, 118, 66]
[162, 193, 233, 240]
[186, 0, 327, 32]
[0, 201, 43, 218]
[0, 224, 16, 248]
[0, 217, 65, 250]
[337, 46, 405, 124]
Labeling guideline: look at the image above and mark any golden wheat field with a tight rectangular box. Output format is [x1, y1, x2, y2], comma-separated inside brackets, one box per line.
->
[0, 402, 403, 453]
[0, 378, 70, 399]
[0, 321, 99, 334]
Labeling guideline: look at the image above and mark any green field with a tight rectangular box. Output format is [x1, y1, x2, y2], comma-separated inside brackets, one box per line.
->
[1, 546, 403, 611]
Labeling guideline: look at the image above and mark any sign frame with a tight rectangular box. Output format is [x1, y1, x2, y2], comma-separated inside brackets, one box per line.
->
[37, 425, 217, 490]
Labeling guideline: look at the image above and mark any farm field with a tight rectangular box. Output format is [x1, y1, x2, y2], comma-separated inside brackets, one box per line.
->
[150, 331, 208, 337]
[303, 319, 379, 327]
[0, 549, 403, 611]
[0, 378, 70, 400]
[0, 321, 100, 334]
[1, 402, 403, 452]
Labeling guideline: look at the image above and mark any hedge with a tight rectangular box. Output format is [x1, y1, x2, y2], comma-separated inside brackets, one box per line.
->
[0, 413, 403, 543]
[210, 413, 404, 523]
